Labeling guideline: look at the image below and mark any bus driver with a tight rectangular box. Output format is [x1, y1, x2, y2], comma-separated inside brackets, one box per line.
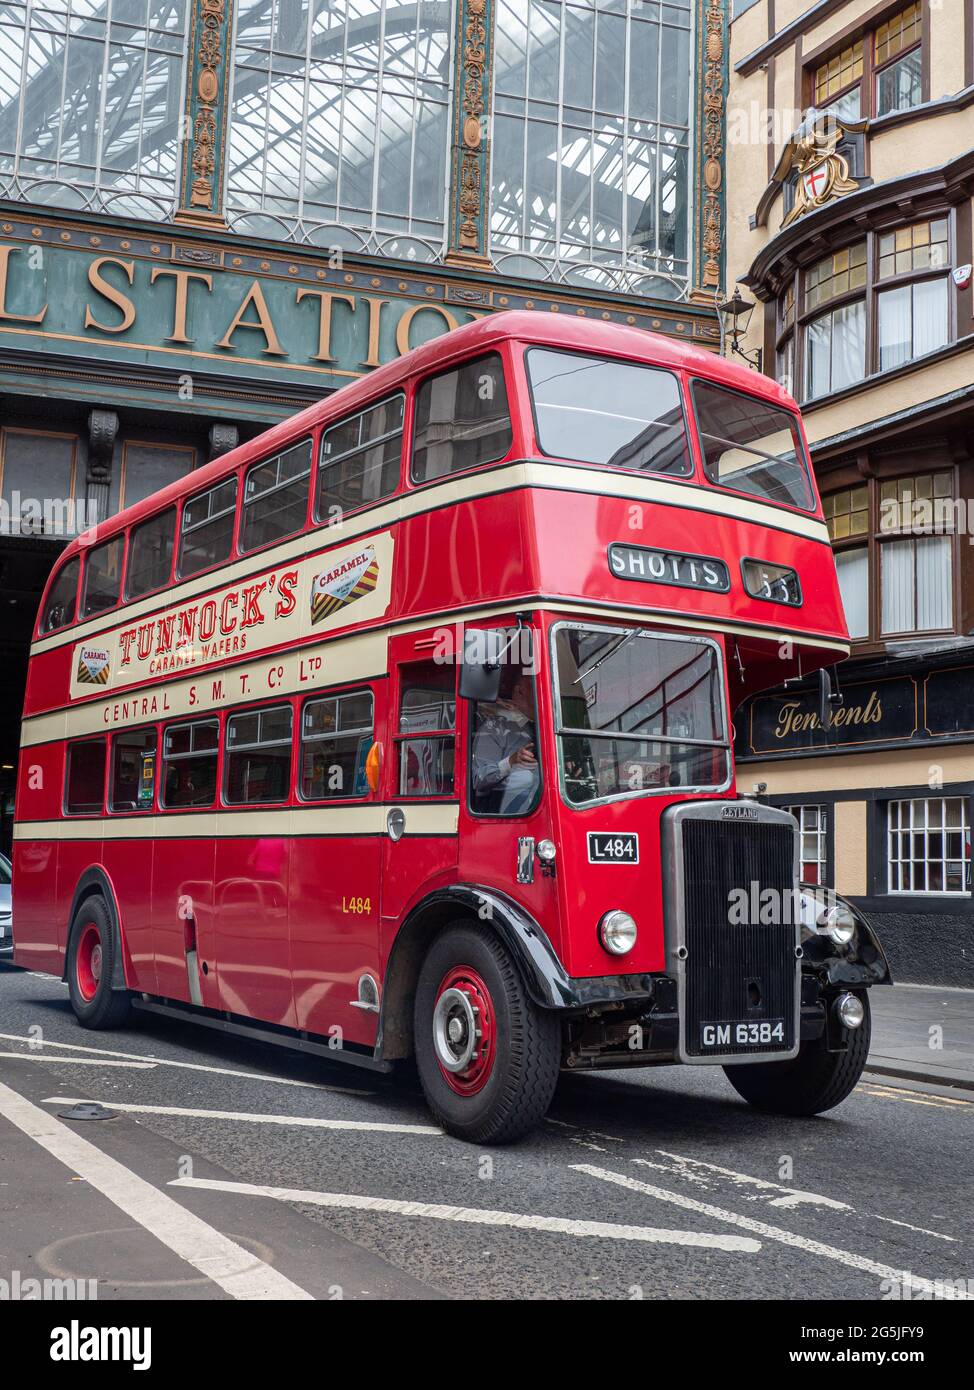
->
[471, 672, 540, 815]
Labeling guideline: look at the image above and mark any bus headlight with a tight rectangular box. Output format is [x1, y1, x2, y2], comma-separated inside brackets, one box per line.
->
[536, 839, 557, 864]
[598, 910, 637, 956]
[820, 902, 856, 947]
[835, 992, 865, 1030]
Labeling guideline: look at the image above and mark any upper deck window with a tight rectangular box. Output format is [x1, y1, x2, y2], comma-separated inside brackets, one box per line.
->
[241, 440, 312, 553]
[691, 381, 815, 513]
[526, 349, 692, 477]
[179, 478, 238, 579]
[126, 508, 176, 601]
[316, 395, 404, 522]
[412, 354, 512, 482]
[80, 537, 124, 619]
[41, 556, 80, 634]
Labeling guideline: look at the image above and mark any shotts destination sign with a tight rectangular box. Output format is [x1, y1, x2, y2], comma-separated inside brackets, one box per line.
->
[608, 542, 730, 593]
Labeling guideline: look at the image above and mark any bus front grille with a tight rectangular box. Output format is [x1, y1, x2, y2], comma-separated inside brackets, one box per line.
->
[678, 816, 798, 1060]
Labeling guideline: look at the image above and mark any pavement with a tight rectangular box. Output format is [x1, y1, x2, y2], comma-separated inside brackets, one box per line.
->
[868, 982, 974, 1093]
[2, 961, 974, 1302]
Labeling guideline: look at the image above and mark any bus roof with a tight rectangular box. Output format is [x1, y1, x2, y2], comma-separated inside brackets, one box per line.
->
[63, 310, 799, 558]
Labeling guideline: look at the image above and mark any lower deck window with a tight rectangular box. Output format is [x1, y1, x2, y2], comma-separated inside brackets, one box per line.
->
[397, 662, 456, 797]
[65, 740, 106, 814]
[225, 705, 293, 804]
[300, 690, 374, 800]
[111, 730, 157, 812]
[162, 719, 219, 809]
[888, 796, 970, 894]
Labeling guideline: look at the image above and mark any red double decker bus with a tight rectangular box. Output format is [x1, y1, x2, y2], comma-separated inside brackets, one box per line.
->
[13, 312, 890, 1142]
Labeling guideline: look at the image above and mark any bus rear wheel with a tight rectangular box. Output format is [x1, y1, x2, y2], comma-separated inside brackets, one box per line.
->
[67, 897, 132, 1030]
[414, 924, 561, 1144]
[722, 992, 871, 1117]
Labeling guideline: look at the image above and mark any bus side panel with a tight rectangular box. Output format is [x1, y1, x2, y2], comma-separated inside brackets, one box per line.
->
[11, 840, 60, 971]
[23, 642, 74, 719]
[102, 837, 155, 992]
[289, 833, 382, 1047]
[395, 493, 539, 615]
[214, 832, 296, 1029]
[56, 834, 103, 958]
[151, 833, 217, 1006]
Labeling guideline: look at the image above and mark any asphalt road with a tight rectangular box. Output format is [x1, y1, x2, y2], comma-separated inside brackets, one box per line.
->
[1, 960, 972, 1302]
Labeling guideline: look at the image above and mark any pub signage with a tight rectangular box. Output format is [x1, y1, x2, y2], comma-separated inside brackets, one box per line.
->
[741, 676, 918, 757]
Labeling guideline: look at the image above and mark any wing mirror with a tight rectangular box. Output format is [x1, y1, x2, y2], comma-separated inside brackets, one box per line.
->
[458, 629, 504, 702]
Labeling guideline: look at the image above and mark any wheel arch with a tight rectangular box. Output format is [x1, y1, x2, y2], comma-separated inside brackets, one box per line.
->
[376, 884, 572, 1061]
[65, 868, 130, 991]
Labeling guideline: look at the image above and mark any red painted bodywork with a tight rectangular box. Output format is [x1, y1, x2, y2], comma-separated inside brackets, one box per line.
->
[13, 312, 849, 1049]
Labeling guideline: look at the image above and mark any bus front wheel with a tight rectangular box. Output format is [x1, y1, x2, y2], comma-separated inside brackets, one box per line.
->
[414, 924, 561, 1144]
[722, 992, 871, 1116]
[67, 897, 132, 1030]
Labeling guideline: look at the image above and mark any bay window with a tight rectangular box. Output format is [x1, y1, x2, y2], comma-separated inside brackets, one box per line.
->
[775, 217, 955, 403]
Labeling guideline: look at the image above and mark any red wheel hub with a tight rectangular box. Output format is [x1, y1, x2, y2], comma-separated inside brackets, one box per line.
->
[432, 965, 496, 1096]
[76, 923, 102, 1002]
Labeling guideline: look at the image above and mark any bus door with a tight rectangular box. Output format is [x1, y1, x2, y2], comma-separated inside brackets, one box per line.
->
[455, 621, 554, 923]
[288, 680, 386, 1049]
[380, 629, 461, 934]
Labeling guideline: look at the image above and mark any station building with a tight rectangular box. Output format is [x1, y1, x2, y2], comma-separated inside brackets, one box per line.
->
[0, 0, 730, 850]
[728, 0, 974, 984]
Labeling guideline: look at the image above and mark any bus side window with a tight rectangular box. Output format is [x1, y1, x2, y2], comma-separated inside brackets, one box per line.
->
[41, 556, 80, 633]
[240, 440, 312, 553]
[396, 663, 456, 797]
[411, 352, 512, 483]
[126, 508, 176, 600]
[225, 705, 293, 805]
[300, 689, 374, 800]
[81, 536, 124, 619]
[110, 729, 157, 812]
[65, 739, 107, 815]
[178, 478, 238, 578]
[162, 719, 219, 809]
[316, 395, 404, 523]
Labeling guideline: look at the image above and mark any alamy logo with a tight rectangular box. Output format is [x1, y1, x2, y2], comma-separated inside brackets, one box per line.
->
[50, 1321, 151, 1371]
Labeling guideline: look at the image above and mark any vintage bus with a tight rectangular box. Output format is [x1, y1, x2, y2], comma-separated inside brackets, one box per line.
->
[13, 312, 890, 1143]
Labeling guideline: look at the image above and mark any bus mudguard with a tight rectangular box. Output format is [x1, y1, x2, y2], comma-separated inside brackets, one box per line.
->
[376, 883, 655, 1061]
[66, 868, 131, 992]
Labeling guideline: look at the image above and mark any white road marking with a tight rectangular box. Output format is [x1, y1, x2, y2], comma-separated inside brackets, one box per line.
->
[643, 1151, 958, 1244]
[170, 1175, 762, 1252]
[0, 1052, 155, 1069]
[0, 1031, 371, 1096]
[43, 1096, 442, 1137]
[871, 1214, 957, 1243]
[645, 1151, 850, 1211]
[0, 1080, 312, 1300]
[572, 1164, 974, 1300]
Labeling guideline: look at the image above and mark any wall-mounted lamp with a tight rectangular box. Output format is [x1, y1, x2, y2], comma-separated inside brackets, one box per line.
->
[717, 286, 763, 372]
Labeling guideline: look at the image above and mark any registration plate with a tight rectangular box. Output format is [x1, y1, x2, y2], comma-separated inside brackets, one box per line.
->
[587, 832, 639, 864]
[700, 1020, 785, 1049]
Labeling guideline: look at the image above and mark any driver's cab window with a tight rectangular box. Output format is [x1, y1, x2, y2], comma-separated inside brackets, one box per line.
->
[397, 662, 456, 797]
[468, 631, 541, 817]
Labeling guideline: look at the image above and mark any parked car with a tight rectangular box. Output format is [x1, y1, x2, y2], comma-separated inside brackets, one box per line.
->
[0, 853, 12, 957]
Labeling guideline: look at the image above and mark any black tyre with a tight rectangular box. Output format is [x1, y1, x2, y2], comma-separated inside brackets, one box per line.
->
[66, 897, 132, 1030]
[723, 992, 870, 1116]
[414, 923, 561, 1144]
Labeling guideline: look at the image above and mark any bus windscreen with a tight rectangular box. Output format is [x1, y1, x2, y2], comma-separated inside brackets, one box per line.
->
[526, 348, 693, 477]
[691, 379, 815, 512]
